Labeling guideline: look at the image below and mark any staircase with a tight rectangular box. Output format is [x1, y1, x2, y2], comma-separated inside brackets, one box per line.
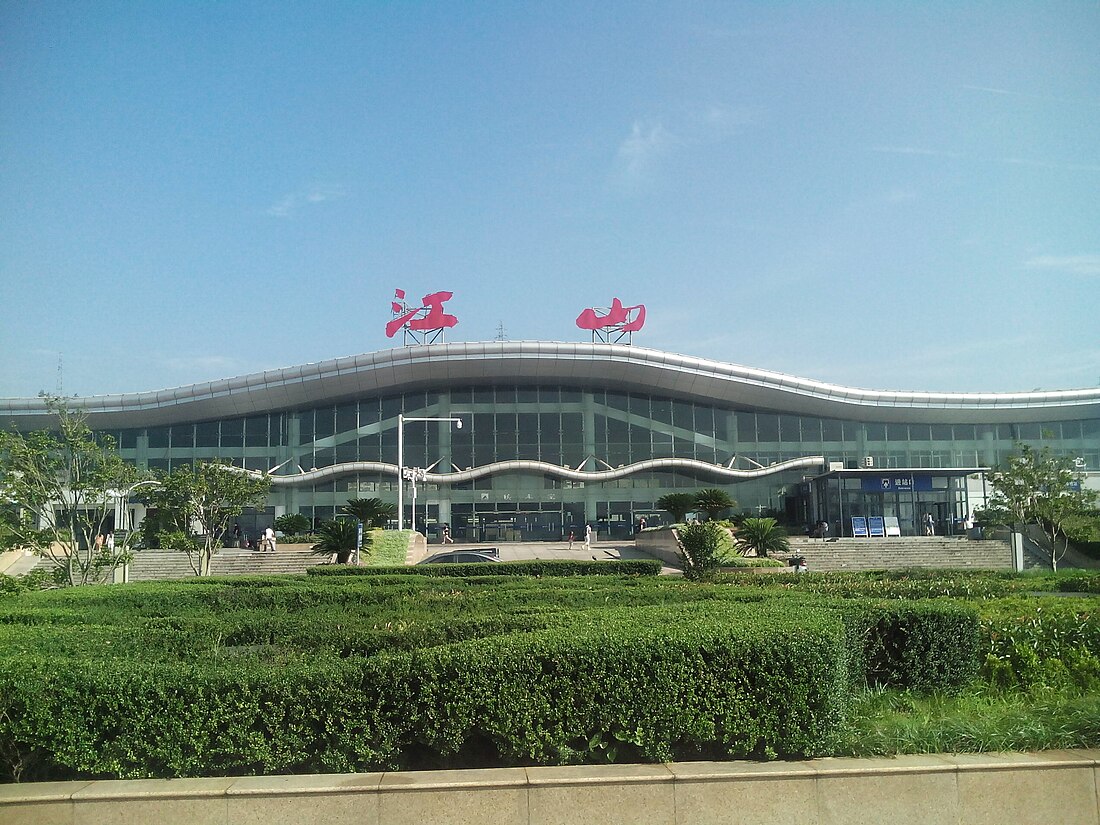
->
[124, 547, 327, 581]
[778, 536, 1013, 573]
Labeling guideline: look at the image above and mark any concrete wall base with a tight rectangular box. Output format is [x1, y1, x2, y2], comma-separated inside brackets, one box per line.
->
[3, 750, 1098, 825]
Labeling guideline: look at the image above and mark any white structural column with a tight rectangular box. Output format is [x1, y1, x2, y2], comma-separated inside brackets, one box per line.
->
[396, 414, 464, 532]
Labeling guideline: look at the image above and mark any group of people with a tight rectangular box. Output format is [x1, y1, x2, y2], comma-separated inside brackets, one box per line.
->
[566, 524, 594, 549]
[93, 532, 115, 552]
[232, 523, 277, 552]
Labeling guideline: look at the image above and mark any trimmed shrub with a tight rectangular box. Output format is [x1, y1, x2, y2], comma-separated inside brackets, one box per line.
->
[836, 599, 982, 692]
[0, 573, 1010, 781]
[307, 559, 663, 578]
[677, 522, 729, 580]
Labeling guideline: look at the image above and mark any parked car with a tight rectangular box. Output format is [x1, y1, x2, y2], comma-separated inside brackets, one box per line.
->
[417, 550, 501, 565]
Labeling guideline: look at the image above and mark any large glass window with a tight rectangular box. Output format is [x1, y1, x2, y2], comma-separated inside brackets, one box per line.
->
[756, 414, 779, 442]
[244, 416, 268, 447]
[736, 412, 756, 443]
[335, 403, 357, 435]
[778, 415, 801, 442]
[196, 421, 219, 448]
[170, 425, 194, 449]
[221, 419, 243, 449]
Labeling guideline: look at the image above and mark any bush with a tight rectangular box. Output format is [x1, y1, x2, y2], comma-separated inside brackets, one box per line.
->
[307, 559, 663, 578]
[677, 522, 730, 580]
[837, 599, 982, 692]
[0, 602, 850, 780]
[0, 573, 1028, 781]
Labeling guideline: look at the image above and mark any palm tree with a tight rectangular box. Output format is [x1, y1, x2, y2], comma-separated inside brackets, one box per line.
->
[341, 498, 397, 528]
[656, 492, 697, 523]
[310, 519, 360, 564]
[734, 517, 790, 558]
[274, 513, 311, 536]
[694, 488, 737, 521]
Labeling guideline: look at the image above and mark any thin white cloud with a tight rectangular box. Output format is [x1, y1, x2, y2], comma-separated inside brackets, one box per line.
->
[998, 157, 1100, 173]
[614, 120, 674, 181]
[612, 105, 758, 186]
[1024, 255, 1100, 277]
[870, 146, 1100, 173]
[267, 185, 345, 217]
[963, 84, 1100, 108]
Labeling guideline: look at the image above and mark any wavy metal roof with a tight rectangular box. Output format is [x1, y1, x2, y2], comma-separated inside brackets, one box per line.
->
[2, 341, 1099, 428]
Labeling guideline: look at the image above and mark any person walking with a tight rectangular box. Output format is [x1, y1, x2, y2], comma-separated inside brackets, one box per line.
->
[923, 513, 935, 536]
[567, 529, 575, 550]
[584, 524, 592, 550]
[264, 525, 277, 552]
[442, 524, 454, 544]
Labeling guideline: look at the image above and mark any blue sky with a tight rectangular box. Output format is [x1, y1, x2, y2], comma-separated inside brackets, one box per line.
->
[2, 2, 1098, 397]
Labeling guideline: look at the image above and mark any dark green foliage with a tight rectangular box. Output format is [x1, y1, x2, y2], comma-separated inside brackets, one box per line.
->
[980, 598, 1100, 691]
[310, 520, 360, 563]
[341, 498, 396, 528]
[0, 571, 1067, 781]
[678, 522, 727, 580]
[0, 599, 850, 780]
[693, 488, 737, 520]
[274, 513, 311, 535]
[838, 600, 981, 692]
[307, 559, 663, 578]
[734, 517, 790, 558]
[656, 492, 696, 523]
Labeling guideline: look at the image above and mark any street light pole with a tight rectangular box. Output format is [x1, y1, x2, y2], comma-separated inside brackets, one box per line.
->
[396, 414, 464, 532]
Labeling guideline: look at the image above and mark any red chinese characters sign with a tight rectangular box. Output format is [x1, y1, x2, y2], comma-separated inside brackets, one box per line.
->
[386, 289, 458, 343]
[576, 298, 645, 343]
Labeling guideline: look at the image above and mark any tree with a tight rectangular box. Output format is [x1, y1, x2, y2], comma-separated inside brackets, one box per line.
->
[0, 400, 146, 586]
[656, 493, 696, 523]
[677, 521, 728, 580]
[145, 461, 271, 576]
[274, 513, 311, 536]
[311, 519, 360, 564]
[735, 517, 790, 558]
[341, 497, 396, 528]
[694, 488, 737, 521]
[985, 444, 1098, 571]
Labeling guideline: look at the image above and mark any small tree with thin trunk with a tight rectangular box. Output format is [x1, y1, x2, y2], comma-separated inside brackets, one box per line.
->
[146, 462, 271, 576]
[0, 399, 147, 586]
[985, 443, 1098, 571]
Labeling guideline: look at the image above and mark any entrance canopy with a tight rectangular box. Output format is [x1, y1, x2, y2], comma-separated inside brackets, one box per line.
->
[809, 466, 989, 537]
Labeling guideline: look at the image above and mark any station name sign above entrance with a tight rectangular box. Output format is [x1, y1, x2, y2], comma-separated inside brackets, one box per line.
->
[862, 475, 934, 493]
[383, 290, 648, 346]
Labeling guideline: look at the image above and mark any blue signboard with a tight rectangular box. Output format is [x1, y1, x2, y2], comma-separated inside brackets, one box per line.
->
[851, 517, 868, 537]
[868, 516, 886, 537]
[861, 475, 934, 493]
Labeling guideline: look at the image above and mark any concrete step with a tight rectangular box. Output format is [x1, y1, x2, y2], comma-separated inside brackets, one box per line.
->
[778, 538, 1012, 572]
[126, 547, 327, 580]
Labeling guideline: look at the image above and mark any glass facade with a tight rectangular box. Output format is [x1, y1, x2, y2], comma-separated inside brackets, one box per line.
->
[96, 384, 1100, 542]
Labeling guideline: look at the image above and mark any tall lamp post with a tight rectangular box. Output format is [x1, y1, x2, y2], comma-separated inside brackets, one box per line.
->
[397, 414, 463, 532]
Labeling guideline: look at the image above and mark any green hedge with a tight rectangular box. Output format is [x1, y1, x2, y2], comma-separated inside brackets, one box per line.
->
[0, 602, 850, 780]
[836, 599, 981, 692]
[0, 575, 995, 780]
[307, 559, 663, 577]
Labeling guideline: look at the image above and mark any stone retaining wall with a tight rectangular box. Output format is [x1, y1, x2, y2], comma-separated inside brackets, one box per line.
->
[3, 751, 1097, 825]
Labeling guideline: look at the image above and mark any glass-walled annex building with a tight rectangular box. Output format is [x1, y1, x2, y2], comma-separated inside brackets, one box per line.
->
[3, 342, 1099, 541]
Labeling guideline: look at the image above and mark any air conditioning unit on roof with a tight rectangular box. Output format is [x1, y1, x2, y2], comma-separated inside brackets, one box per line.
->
[862, 456, 875, 468]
